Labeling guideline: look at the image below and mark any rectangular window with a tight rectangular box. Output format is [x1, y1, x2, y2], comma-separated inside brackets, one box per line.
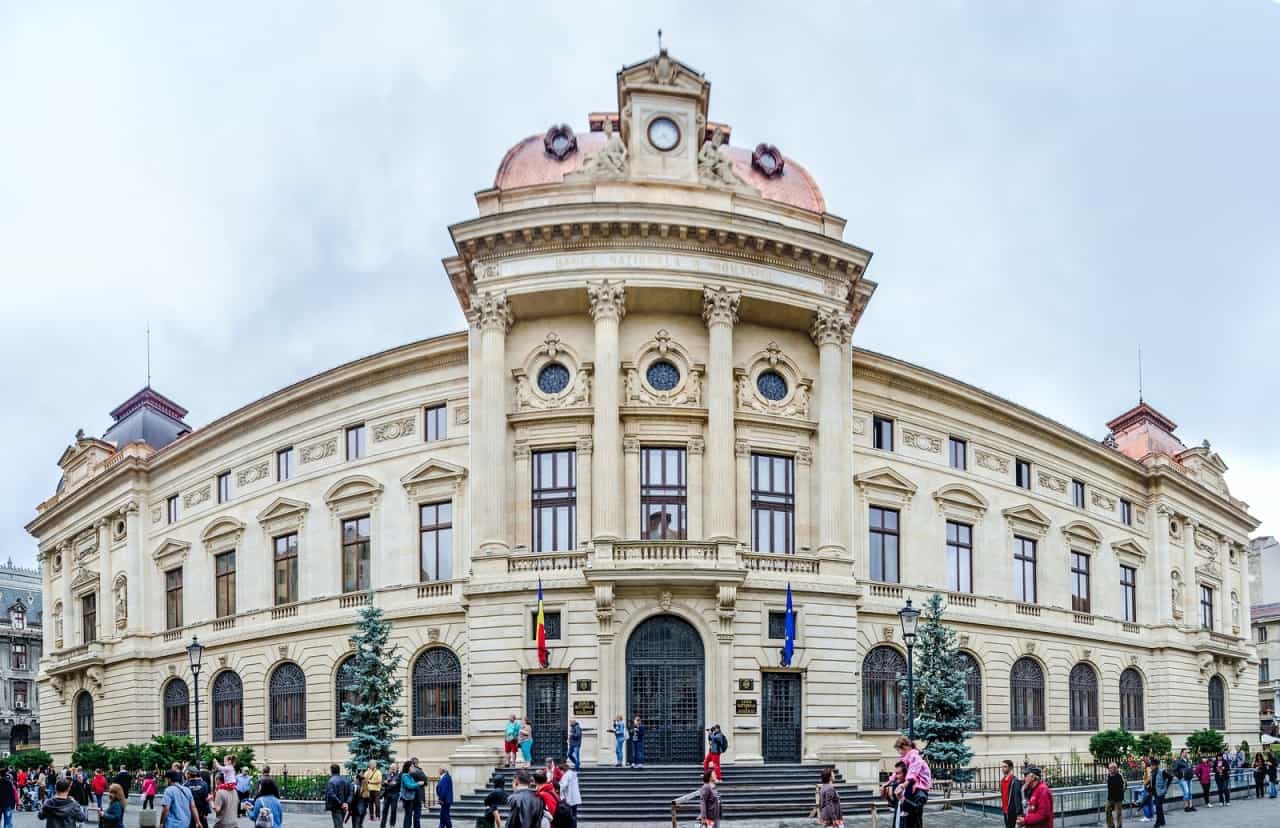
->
[1072, 479, 1086, 509]
[1015, 458, 1032, 490]
[1070, 551, 1091, 614]
[217, 471, 231, 504]
[274, 533, 299, 605]
[277, 447, 295, 481]
[1014, 536, 1037, 603]
[750, 453, 795, 554]
[1199, 585, 1214, 629]
[346, 424, 366, 460]
[1120, 498, 1133, 526]
[81, 593, 97, 643]
[948, 437, 967, 470]
[424, 404, 447, 442]
[641, 447, 687, 540]
[767, 610, 794, 640]
[1261, 659, 1271, 684]
[165, 569, 183, 630]
[532, 449, 576, 552]
[531, 610, 562, 641]
[869, 506, 901, 583]
[13, 681, 28, 708]
[945, 521, 973, 593]
[11, 611, 24, 630]
[166, 494, 179, 524]
[341, 516, 371, 593]
[1260, 626, 1270, 643]
[1120, 565, 1137, 623]
[215, 551, 236, 618]
[873, 416, 894, 451]
[12, 642, 28, 671]
[419, 502, 454, 582]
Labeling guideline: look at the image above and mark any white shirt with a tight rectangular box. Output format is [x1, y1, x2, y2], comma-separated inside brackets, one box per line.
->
[560, 770, 581, 807]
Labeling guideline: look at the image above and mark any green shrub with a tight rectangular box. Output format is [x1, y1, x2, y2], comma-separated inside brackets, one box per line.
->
[8, 748, 54, 770]
[1186, 729, 1226, 757]
[207, 744, 256, 772]
[71, 742, 112, 771]
[1135, 732, 1172, 758]
[1089, 729, 1137, 761]
[108, 743, 150, 772]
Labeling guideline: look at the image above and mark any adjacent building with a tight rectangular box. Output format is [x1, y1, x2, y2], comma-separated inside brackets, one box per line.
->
[28, 50, 1259, 784]
[1, 558, 42, 754]
[1249, 536, 1280, 735]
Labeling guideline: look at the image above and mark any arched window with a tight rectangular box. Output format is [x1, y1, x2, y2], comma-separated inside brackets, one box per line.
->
[269, 662, 307, 740]
[1010, 657, 1045, 731]
[212, 671, 244, 742]
[862, 646, 907, 731]
[1208, 675, 1226, 730]
[163, 679, 190, 736]
[1119, 668, 1144, 731]
[1068, 663, 1099, 731]
[335, 657, 359, 738]
[957, 651, 983, 730]
[75, 692, 94, 746]
[412, 648, 463, 736]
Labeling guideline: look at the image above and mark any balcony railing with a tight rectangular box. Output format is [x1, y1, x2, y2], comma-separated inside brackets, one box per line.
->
[611, 540, 718, 562]
[868, 583, 904, 599]
[507, 550, 589, 572]
[417, 581, 456, 599]
[339, 592, 371, 609]
[1016, 603, 1041, 617]
[738, 550, 819, 574]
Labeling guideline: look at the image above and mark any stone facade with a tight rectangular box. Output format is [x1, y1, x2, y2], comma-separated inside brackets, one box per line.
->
[28, 50, 1259, 785]
[1, 559, 42, 755]
[1249, 536, 1280, 734]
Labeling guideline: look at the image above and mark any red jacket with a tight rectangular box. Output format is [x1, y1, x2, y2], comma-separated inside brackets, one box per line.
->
[535, 783, 558, 816]
[1000, 775, 1014, 814]
[92, 774, 108, 795]
[1023, 782, 1053, 828]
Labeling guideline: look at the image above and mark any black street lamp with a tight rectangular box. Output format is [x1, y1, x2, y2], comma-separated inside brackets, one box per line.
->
[186, 635, 205, 767]
[898, 598, 921, 740]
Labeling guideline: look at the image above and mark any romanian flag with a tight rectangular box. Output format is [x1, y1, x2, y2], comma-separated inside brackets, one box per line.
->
[536, 579, 549, 667]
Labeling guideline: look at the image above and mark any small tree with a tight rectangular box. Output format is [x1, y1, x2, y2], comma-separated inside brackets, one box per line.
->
[1186, 729, 1226, 757]
[900, 593, 978, 777]
[8, 749, 54, 770]
[108, 743, 150, 772]
[71, 742, 112, 771]
[1135, 732, 1172, 758]
[144, 734, 196, 771]
[1089, 729, 1137, 761]
[341, 593, 405, 771]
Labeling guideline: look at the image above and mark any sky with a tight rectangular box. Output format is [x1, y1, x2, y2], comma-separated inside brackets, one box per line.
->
[2, 1, 1277, 568]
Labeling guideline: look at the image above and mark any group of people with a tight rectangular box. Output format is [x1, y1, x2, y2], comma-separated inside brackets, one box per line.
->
[323, 758, 457, 828]
[1139, 748, 1280, 825]
[481, 764, 580, 828]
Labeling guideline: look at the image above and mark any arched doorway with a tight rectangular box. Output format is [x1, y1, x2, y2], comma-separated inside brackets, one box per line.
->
[626, 614, 705, 764]
[9, 725, 30, 753]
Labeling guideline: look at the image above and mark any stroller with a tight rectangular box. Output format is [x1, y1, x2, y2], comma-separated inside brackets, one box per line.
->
[21, 784, 43, 812]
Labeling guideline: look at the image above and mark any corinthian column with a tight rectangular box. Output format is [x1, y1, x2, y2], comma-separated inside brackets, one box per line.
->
[471, 291, 513, 555]
[96, 518, 112, 640]
[811, 308, 854, 558]
[588, 280, 625, 541]
[702, 287, 741, 541]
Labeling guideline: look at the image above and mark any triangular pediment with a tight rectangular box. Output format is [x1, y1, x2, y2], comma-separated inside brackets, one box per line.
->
[401, 458, 468, 489]
[70, 566, 99, 589]
[256, 497, 310, 524]
[855, 466, 918, 495]
[1002, 503, 1051, 527]
[932, 483, 988, 513]
[323, 474, 385, 507]
[151, 537, 191, 563]
[1112, 538, 1147, 560]
[1061, 520, 1103, 549]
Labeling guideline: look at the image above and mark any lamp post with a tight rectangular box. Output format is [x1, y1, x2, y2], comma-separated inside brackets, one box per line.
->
[898, 598, 921, 740]
[186, 635, 205, 767]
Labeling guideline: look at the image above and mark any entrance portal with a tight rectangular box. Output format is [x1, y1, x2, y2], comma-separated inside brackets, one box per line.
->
[626, 614, 705, 764]
[762, 672, 802, 763]
[527, 674, 568, 762]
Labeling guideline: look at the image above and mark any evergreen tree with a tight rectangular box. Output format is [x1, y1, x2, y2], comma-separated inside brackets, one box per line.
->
[900, 593, 978, 775]
[342, 593, 405, 771]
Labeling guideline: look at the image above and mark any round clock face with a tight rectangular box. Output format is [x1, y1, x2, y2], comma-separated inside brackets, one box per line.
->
[647, 116, 680, 151]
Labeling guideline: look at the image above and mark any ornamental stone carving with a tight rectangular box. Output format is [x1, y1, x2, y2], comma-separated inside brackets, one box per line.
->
[974, 449, 1009, 473]
[151, 506, 162, 524]
[903, 428, 942, 454]
[514, 365, 591, 411]
[576, 436, 594, 455]
[851, 417, 866, 435]
[183, 485, 211, 509]
[1171, 570, 1184, 620]
[736, 374, 810, 418]
[454, 404, 470, 425]
[301, 438, 337, 464]
[586, 280, 626, 321]
[702, 286, 741, 327]
[659, 590, 674, 611]
[113, 574, 127, 629]
[1196, 559, 1222, 580]
[1091, 491, 1116, 511]
[734, 439, 751, 458]
[688, 436, 705, 455]
[572, 117, 628, 179]
[1036, 471, 1067, 494]
[810, 308, 854, 347]
[470, 291, 513, 332]
[236, 462, 270, 487]
[697, 129, 748, 189]
[373, 417, 416, 442]
[626, 365, 702, 406]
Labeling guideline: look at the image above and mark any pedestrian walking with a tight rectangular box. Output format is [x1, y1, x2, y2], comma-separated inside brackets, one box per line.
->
[1252, 754, 1267, 799]
[893, 736, 932, 825]
[379, 767, 400, 828]
[1194, 756, 1211, 808]
[1172, 750, 1194, 812]
[817, 767, 842, 828]
[478, 778, 506, 828]
[1, 766, 17, 828]
[208, 780, 238, 828]
[236, 770, 252, 808]
[1151, 758, 1170, 828]
[703, 725, 727, 782]
[566, 719, 582, 771]
[1000, 760, 1023, 828]
[397, 762, 420, 828]
[1267, 751, 1279, 797]
[112, 767, 132, 799]
[518, 720, 534, 768]
[37, 780, 87, 828]
[142, 773, 158, 809]
[349, 771, 368, 824]
[90, 771, 107, 812]
[409, 760, 428, 828]
[1017, 766, 1052, 828]
[436, 767, 453, 828]
[532, 771, 557, 822]
[558, 762, 580, 822]
[1212, 754, 1230, 806]
[698, 770, 720, 828]
[325, 765, 353, 828]
[1105, 763, 1124, 828]
[504, 716, 521, 769]
[160, 771, 197, 828]
[505, 772, 543, 828]
[366, 762, 383, 823]
[188, 767, 214, 828]
[247, 779, 284, 828]
[612, 716, 627, 768]
[629, 717, 647, 768]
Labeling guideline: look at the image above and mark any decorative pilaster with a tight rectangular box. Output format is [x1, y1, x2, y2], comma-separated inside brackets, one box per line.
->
[589, 280, 626, 541]
[512, 442, 531, 549]
[60, 540, 74, 647]
[575, 437, 594, 545]
[687, 436, 705, 540]
[1154, 505, 1173, 624]
[1183, 517, 1200, 626]
[96, 518, 112, 641]
[795, 447, 813, 553]
[622, 437, 641, 539]
[734, 439, 751, 544]
[811, 308, 854, 558]
[703, 286, 741, 541]
[472, 291, 513, 554]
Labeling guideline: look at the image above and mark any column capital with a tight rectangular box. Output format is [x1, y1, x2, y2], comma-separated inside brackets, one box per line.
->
[688, 436, 705, 456]
[623, 437, 641, 454]
[587, 280, 627, 322]
[576, 436, 594, 455]
[468, 291, 513, 332]
[810, 307, 853, 347]
[734, 438, 751, 458]
[702, 286, 741, 327]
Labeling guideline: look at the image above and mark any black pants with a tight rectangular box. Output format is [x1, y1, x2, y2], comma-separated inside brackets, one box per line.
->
[380, 796, 398, 828]
[1153, 793, 1165, 827]
[1255, 773, 1266, 799]
[402, 800, 421, 828]
[1216, 777, 1229, 804]
[437, 804, 451, 828]
[1003, 812, 1019, 828]
[143, 795, 155, 809]
[332, 809, 346, 828]
[1200, 781, 1211, 806]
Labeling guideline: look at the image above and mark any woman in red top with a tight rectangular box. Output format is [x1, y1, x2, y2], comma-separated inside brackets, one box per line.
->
[91, 769, 109, 810]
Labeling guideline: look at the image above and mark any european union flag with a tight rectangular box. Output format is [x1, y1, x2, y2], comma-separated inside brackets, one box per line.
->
[780, 582, 796, 667]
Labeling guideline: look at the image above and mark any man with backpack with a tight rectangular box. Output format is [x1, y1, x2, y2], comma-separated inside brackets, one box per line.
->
[186, 768, 212, 828]
[324, 765, 352, 828]
[702, 726, 727, 782]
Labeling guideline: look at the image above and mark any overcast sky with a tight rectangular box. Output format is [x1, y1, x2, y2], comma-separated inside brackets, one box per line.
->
[2, 2, 1277, 568]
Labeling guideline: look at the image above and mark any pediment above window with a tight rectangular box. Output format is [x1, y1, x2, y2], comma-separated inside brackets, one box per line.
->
[855, 466, 917, 509]
[1061, 520, 1102, 552]
[256, 497, 310, 533]
[201, 517, 246, 554]
[1111, 538, 1147, 566]
[70, 565, 99, 592]
[932, 483, 988, 520]
[401, 458, 467, 500]
[152, 538, 191, 567]
[323, 474, 384, 516]
[1002, 503, 1051, 538]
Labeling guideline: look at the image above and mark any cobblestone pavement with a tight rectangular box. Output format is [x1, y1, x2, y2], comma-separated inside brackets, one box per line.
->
[11, 794, 1280, 828]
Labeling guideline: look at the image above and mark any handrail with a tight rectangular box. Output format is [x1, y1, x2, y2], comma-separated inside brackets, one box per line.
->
[670, 786, 1003, 828]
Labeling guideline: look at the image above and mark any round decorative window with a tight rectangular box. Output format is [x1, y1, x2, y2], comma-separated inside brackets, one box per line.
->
[537, 363, 571, 394]
[645, 360, 681, 391]
[756, 370, 789, 401]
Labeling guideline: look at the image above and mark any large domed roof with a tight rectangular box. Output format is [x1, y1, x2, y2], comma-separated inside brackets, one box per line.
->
[494, 127, 827, 214]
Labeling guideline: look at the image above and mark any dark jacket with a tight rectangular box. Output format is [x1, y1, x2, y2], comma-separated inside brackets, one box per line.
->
[69, 778, 89, 806]
[568, 722, 582, 747]
[1000, 775, 1023, 818]
[381, 771, 401, 800]
[630, 724, 646, 743]
[0, 774, 18, 810]
[506, 788, 544, 828]
[436, 773, 453, 807]
[709, 732, 727, 755]
[410, 769, 428, 804]
[1106, 772, 1125, 804]
[101, 799, 126, 828]
[817, 782, 842, 825]
[39, 796, 88, 828]
[1173, 757, 1191, 781]
[325, 775, 353, 812]
[187, 778, 211, 817]
[114, 772, 133, 795]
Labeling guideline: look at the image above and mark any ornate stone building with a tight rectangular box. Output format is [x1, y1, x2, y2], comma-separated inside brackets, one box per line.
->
[1249, 536, 1279, 735]
[29, 51, 1258, 784]
[1, 558, 41, 755]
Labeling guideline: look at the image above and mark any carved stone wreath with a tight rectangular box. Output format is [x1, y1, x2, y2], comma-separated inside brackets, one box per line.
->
[624, 329, 702, 407]
[513, 332, 591, 411]
[751, 143, 785, 178]
[543, 124, 578, 161]
[737, 342, 811, 419]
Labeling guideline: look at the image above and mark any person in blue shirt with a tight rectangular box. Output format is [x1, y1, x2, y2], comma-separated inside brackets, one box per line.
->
[160, 771, 196, 828]
[247, 779, 284, 828]
[235, 771, 252, 806]
[435, 768, 453, 828]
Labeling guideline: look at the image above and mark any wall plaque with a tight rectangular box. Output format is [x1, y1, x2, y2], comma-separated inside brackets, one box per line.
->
[735, 699, 758, 715]
[737, 678, 754, 692]
[572, 700, 596, 717]
[576, 679, 593, 692]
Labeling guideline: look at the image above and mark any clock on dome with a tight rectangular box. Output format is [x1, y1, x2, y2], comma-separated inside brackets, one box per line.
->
[647, 116, 680, 152]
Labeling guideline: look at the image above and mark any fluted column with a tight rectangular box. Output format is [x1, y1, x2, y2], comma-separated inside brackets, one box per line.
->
[471, 292, 513, 554]
[96, 518, 112, 640]
[811, 308, 854, 557]
[1154, 505, 1173, 624]
[1183, 517, 1200, 626]
[60, 541, 74, 647]
[588, 280, 626, 541]
[703, 287, 741, 541]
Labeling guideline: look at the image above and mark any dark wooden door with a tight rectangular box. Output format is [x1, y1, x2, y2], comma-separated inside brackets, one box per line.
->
[762, 672, 802, 763]
[527, 674, 568, 763]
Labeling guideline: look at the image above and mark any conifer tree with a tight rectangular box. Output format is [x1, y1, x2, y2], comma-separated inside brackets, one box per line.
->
[900, 593, 977, 775]
[342, 593, 404, 770]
